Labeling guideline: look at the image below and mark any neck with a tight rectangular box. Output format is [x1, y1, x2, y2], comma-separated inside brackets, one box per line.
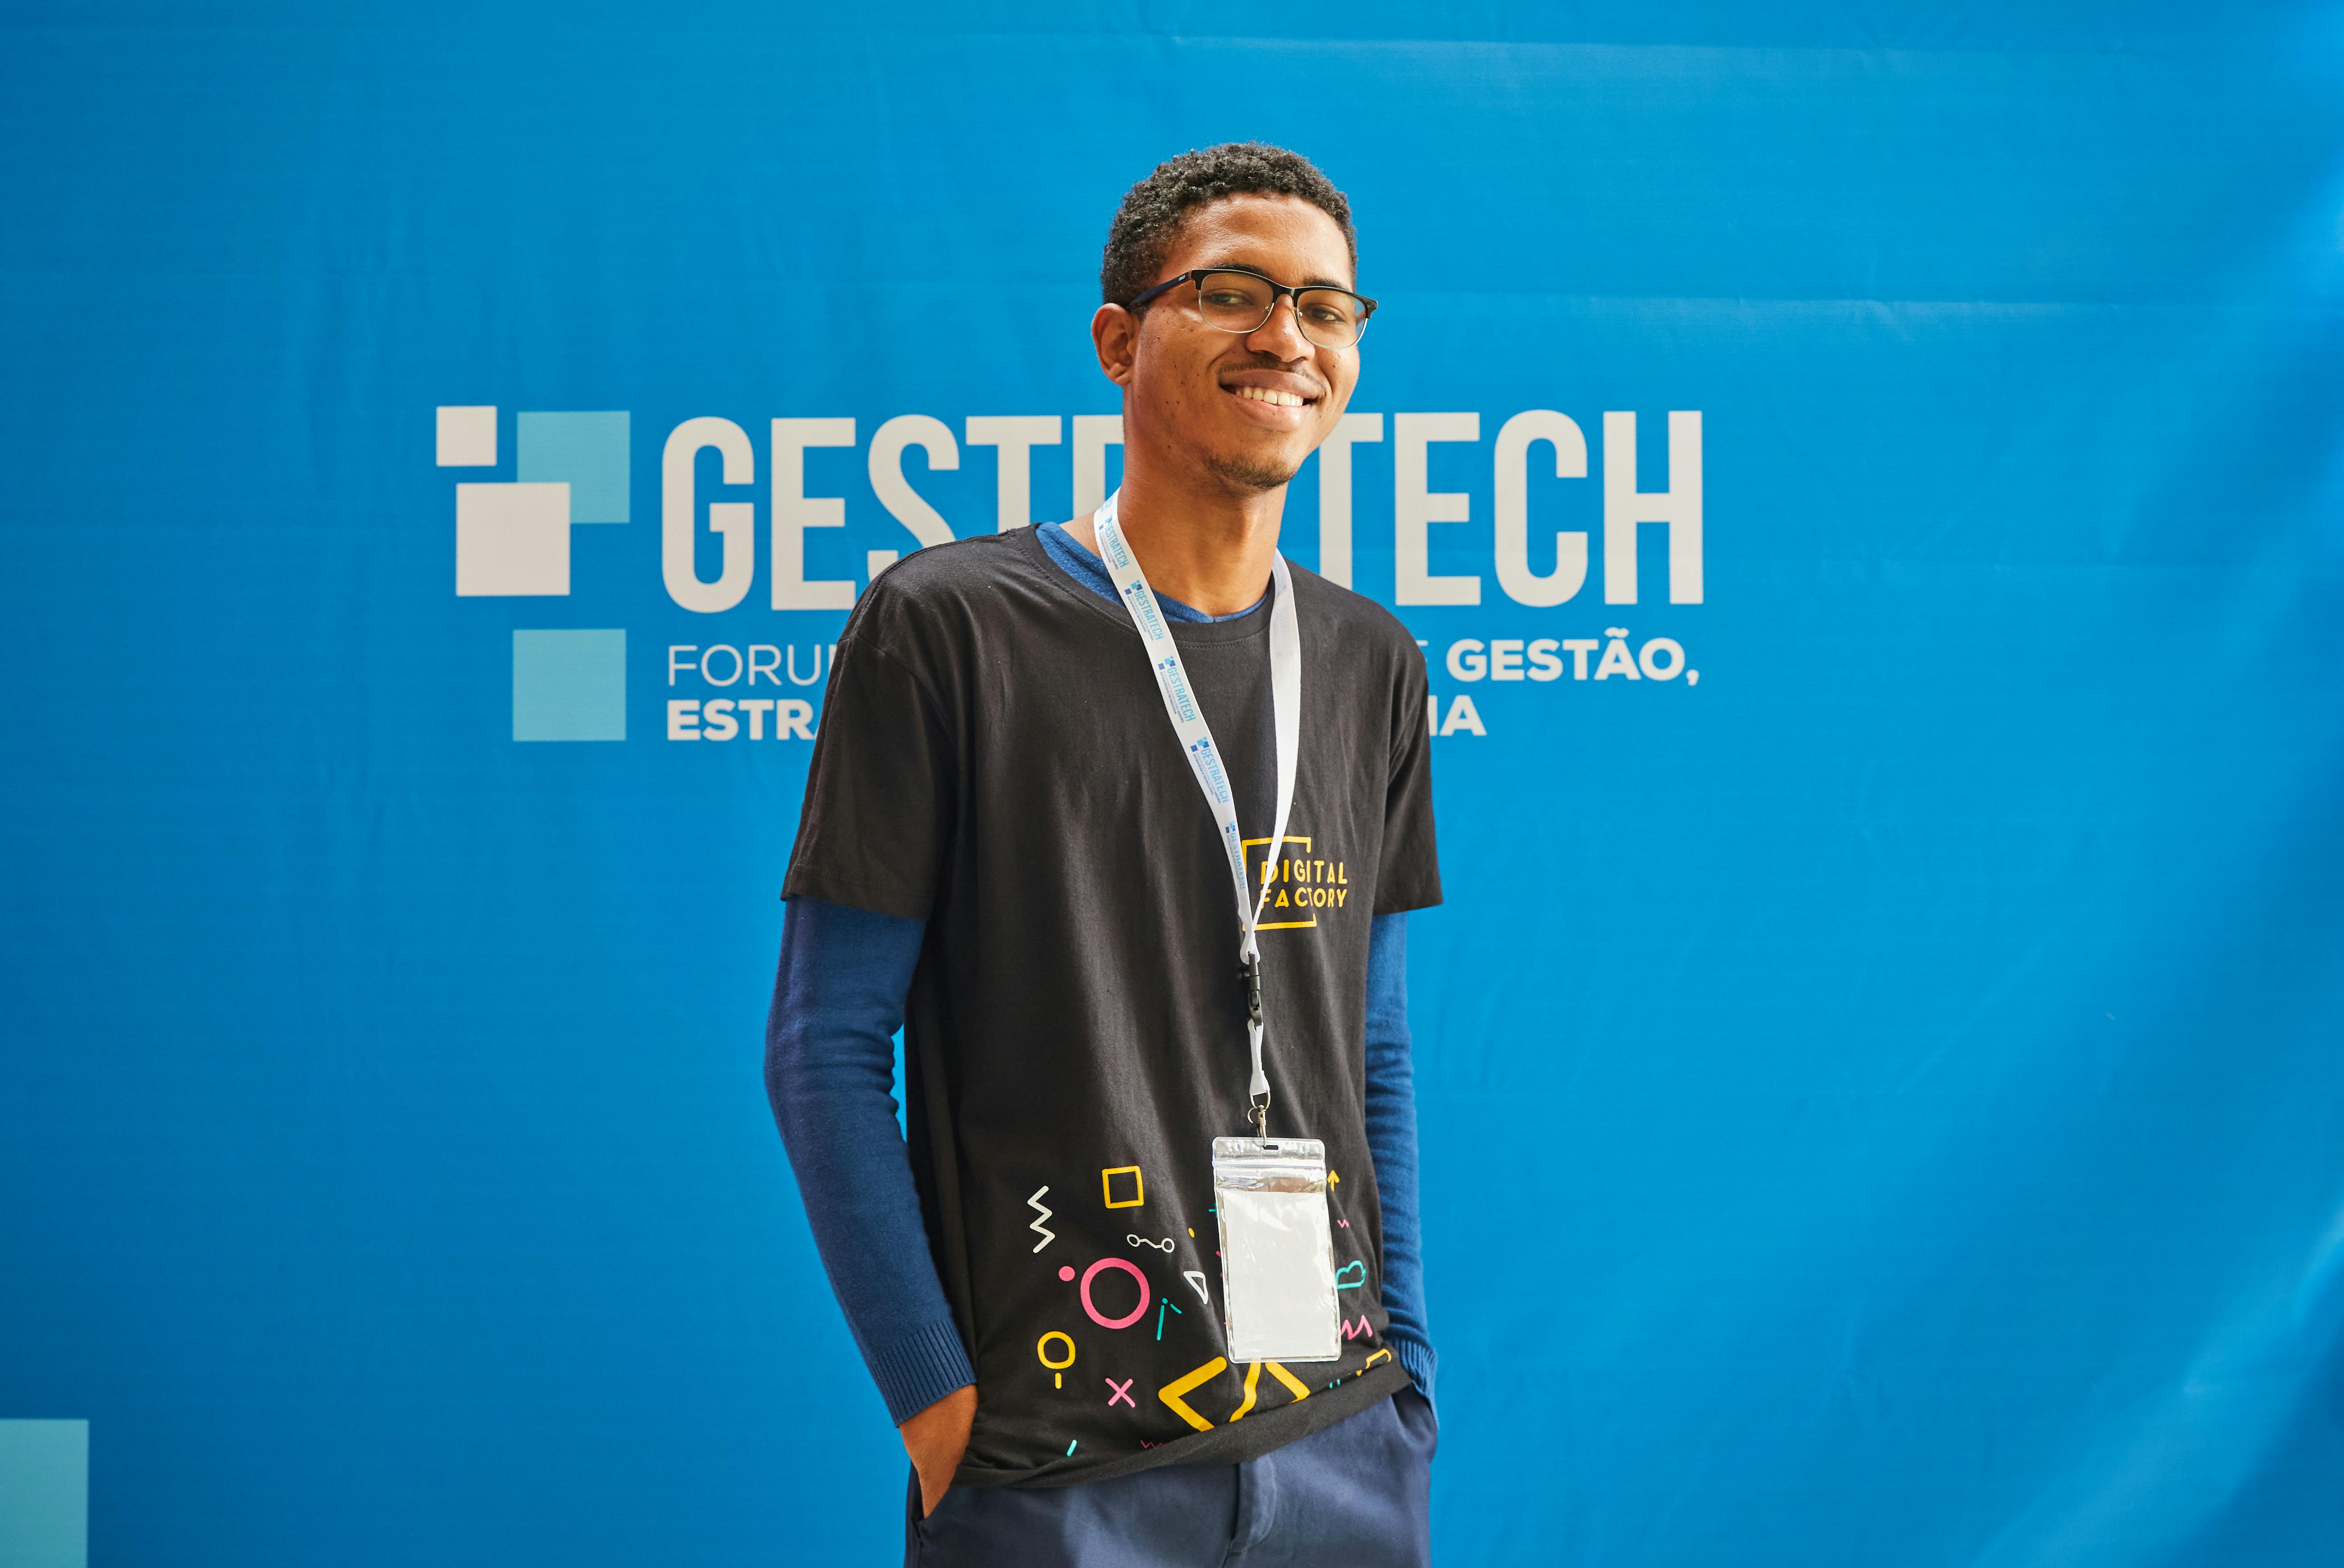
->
[1067, 438, 1285, 616]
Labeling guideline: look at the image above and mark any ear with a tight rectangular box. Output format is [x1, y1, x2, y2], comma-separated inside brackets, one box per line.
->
[1092, 304, 1139, 387]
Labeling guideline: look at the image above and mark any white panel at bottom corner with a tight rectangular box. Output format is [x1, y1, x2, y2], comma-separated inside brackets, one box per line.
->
[456, 482, 570, 596]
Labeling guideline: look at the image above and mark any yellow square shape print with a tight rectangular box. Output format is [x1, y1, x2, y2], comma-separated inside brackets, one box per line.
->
[1101, 1166, 1145, 1208]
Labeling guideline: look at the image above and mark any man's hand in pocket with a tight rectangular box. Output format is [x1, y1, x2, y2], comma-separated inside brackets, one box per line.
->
[902, 1385, 977, 1518]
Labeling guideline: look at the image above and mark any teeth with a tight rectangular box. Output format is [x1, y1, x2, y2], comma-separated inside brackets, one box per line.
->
[1234, 386, 1306, 408]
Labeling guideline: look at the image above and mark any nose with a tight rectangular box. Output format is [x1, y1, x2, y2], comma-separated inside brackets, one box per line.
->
[1244, 293, 1312, 361]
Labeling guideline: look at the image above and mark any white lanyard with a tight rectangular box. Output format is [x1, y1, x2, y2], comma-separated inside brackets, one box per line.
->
[1093, 489, 1300, 1133]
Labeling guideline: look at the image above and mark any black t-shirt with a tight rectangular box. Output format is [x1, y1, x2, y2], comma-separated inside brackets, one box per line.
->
[784, 525, 1441, 1489]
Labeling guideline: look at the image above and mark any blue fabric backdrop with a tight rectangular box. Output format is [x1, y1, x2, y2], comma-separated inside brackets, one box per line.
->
[3, 4, 2341, 1563]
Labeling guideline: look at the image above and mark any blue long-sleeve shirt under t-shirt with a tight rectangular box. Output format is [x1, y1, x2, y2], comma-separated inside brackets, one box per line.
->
[764, 521, 1435, 1427]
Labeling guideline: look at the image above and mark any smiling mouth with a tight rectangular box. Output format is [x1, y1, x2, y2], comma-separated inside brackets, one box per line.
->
[1231, 386, 1313, 408]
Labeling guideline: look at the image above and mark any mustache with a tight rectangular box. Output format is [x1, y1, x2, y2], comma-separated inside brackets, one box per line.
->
[1217, 351, 1329, 397]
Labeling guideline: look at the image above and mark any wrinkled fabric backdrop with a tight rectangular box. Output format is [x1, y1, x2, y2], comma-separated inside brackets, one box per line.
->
[2, 3, 2341, 1564]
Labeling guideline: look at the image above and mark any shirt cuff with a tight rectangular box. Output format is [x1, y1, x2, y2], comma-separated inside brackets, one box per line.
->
[1389, 1328, 1437, 1406]
[868, 1317, 977, 1427]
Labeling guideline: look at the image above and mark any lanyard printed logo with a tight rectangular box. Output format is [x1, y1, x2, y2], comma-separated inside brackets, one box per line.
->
[1187, 737, 1235, 807]
[1121, 579, 1170, 642]
[1155, 657, 1200, 723]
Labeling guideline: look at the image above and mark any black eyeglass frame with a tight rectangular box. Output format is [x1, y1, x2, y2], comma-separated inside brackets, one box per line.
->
[1123, 267, 1379, 349]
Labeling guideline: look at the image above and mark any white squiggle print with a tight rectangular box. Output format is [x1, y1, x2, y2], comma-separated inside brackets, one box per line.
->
[1026, 1186, 1056, 1253]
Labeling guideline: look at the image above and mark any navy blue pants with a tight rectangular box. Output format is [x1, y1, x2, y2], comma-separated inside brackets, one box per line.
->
[906, 1389, 1437, 1568]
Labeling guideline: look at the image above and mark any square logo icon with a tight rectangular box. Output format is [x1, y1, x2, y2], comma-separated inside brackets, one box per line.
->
[512, 629, 626, 742]
[518, 411, 630, 524]
[436, 405, 497, 466]
[457, 483, 570, 596]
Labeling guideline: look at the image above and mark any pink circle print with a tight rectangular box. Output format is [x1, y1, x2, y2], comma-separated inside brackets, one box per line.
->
[1078, 1257, 1151, 1330]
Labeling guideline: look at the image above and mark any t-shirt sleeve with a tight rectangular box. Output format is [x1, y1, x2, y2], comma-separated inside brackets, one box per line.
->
[782, 596, 956, 921]
[1375, 639, 1443, 915]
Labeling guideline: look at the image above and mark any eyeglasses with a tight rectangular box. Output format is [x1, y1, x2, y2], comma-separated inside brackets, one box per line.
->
[1125, 267, 1377, 350]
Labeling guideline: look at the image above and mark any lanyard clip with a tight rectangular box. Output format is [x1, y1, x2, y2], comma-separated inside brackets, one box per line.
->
[1243, 948, 1263, 1029]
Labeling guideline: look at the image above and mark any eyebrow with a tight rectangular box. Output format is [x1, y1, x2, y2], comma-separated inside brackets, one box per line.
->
[1195, 259, 1356, 291]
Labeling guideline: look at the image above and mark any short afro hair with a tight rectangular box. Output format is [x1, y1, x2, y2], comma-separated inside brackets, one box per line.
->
[1101, 142, 1357, 308]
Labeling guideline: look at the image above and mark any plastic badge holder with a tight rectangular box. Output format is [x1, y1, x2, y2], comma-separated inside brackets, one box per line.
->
[1213, 1136, 1341, 1363]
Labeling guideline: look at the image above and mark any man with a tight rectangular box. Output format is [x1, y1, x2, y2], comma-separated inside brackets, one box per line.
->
[767, 142, 1441, 1566]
